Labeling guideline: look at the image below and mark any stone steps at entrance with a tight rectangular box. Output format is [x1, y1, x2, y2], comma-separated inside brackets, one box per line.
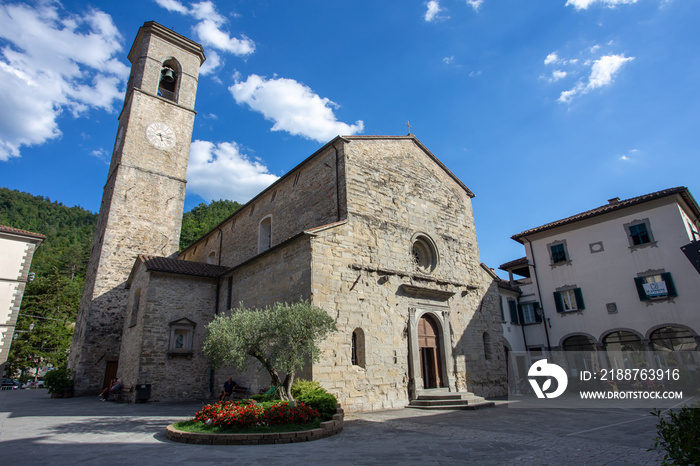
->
[406, 391, 495, 410]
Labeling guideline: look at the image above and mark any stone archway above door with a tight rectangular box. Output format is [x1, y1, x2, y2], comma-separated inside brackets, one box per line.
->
[407, 306, 456, 399]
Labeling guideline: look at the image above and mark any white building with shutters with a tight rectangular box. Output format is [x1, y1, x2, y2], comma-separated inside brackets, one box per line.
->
[497, 187, 700, 372]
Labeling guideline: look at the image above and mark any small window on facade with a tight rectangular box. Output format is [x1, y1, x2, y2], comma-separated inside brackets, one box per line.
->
[411, 234, 438, 274]
[158, 59, 179, 102]
[554, 288, 585, 312]
[351, 328, 365, 368]
[550, 243, 568, 264]
[625, 219, 655, 248]
[207, 251, 216, 265]
[518, 302, 541, 324]
[634, 272, 677, 301]
[483, 332, 492, 360]
[129, 289, 141, 327]
[258, 216, 272, 253]
[168, 318, 196, 355]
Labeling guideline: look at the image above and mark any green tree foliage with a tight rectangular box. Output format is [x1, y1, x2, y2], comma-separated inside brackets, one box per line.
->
[1, 188, 96, 377]
[650, 405, 700, 465]
[0, 188, 240, 376]
[203, 300, 337, 401]
[179, 199, 242, 251]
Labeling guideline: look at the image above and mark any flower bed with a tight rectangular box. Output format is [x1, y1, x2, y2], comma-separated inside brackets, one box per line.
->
[166, 400, 344, 445]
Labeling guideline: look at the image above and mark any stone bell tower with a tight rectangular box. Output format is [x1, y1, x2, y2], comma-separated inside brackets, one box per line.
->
[68, 22, 205, 394]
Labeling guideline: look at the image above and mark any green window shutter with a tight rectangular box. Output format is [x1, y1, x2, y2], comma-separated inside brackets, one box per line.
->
[499, 299, 505, 321]
[553, 291, 564, 313]
[534, 303, 542, 323]
[661, 272, 677, 297]
[509, 300, 519, 324]
[573, 288, 585, 310]
[634, 277, 649, 301]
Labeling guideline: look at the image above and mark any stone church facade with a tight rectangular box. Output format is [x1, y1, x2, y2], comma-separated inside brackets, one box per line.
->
[69, 22, 506, 411]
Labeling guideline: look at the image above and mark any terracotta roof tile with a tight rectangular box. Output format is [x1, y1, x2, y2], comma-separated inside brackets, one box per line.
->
[0, 225, 46, 240]
[512, 187, 699, 242]
[138, 255, 229, 278]
[499, 257, 528, 270]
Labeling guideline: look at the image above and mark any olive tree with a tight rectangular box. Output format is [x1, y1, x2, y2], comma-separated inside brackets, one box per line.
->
[203, 300, 337, 401]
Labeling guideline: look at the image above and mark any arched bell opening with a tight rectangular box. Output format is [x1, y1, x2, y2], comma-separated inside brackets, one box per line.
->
[158, 58, 180, 102]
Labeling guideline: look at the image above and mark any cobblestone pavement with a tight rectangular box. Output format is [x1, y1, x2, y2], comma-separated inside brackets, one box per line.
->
[1, 389, 671, 465]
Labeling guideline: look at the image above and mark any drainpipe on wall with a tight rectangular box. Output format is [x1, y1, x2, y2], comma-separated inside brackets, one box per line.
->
[524, 237, 552, 351]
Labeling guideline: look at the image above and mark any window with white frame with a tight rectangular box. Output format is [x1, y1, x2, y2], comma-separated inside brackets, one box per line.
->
[520, 302, 539, 324]
[634, 272, 677, 301]
[554, 288, 585, 312]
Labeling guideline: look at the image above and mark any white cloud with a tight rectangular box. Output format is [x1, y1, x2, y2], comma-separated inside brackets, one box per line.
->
[153, 0, 189, 14]
[467, 0, 484, 11]
[443, 56, 454, 64]
[425, 1, 442, 22]
[566, 0, 638, 10]
[198, 50, 221, 76]
[558, 53, 634, 103]
[187, 140, 279, 202]
[544, 52, 560, 65]
[0, 3, 127, 160]
[588, 54, 634, 88]
[154, 0, 254, 58]
[543, 70, 567, 82]
[229, 74, 364, 142]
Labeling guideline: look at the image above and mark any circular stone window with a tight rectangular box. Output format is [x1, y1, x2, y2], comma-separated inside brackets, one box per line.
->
[411, 235, 438, 274]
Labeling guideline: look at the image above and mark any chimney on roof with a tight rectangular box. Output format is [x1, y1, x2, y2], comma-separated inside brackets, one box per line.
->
[608, 197, 620, 205]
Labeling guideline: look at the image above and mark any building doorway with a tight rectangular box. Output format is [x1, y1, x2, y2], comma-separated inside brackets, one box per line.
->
[102, 360, 118, 390]
[418, 314, 443, 389]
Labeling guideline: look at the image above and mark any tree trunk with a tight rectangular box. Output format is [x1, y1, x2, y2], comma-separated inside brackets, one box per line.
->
[249, 350, 294, 401]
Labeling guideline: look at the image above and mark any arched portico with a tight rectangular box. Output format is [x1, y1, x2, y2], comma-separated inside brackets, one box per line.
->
[407, 307, 456, 399]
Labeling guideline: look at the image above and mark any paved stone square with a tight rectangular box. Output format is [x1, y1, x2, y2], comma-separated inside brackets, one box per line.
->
[1, 389, 666, 465]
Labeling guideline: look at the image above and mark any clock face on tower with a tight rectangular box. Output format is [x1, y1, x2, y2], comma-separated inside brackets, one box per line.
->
[146, 122, 176, 150]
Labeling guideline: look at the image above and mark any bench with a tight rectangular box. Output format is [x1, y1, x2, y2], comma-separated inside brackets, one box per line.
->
[222, 385, 251, 401]
[107, 384, 133, 402]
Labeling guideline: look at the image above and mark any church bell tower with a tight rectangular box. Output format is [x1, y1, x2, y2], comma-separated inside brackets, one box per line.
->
[68, 22, 205, 394]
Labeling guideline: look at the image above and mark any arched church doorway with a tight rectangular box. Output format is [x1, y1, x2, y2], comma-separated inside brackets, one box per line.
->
[418, 314, 443, 389]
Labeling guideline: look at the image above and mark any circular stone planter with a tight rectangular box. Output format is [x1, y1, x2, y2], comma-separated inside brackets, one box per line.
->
[166, 407, 344, 445]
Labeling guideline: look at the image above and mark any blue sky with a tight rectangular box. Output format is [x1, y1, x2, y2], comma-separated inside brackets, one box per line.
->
[1, 0, 698, 276]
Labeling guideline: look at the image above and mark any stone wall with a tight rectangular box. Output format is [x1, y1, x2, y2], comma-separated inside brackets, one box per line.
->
[119, 266, 218, 402]
[212, 235, 314, 396]
[308, 137, 506, 411]
[180, 142, 346, 269]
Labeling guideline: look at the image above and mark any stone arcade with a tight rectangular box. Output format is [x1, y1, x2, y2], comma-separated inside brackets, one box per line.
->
[68, 21, 506, 411]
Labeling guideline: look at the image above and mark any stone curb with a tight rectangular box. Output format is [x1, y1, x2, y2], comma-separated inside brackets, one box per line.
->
[165, 407, 344, 445]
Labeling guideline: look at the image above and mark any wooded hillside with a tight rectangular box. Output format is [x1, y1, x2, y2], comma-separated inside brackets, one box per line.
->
[1, 188, 241, 376]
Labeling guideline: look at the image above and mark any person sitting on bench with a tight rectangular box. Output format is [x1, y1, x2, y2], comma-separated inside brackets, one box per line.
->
[100, 378, 123, 401]
[219, 377, 238, 401]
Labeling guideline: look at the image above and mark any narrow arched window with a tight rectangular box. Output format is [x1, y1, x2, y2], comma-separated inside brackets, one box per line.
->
[129, 289, 141, 327]
[158, 59, 180, 102]
[351, 328, 366, 368]
[483, 332, 492, 361]
[258, 216, 272, 253]
[207, 251, 216, 265]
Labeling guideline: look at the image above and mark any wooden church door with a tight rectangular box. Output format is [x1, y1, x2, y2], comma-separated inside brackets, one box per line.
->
[417, 314, 443, 389]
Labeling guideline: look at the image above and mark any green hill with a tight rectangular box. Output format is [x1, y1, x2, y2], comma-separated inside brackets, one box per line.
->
[1, 188, 241, 377]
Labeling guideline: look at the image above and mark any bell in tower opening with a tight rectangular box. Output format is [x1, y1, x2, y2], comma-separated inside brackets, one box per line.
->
[158, 59, 180, 101]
